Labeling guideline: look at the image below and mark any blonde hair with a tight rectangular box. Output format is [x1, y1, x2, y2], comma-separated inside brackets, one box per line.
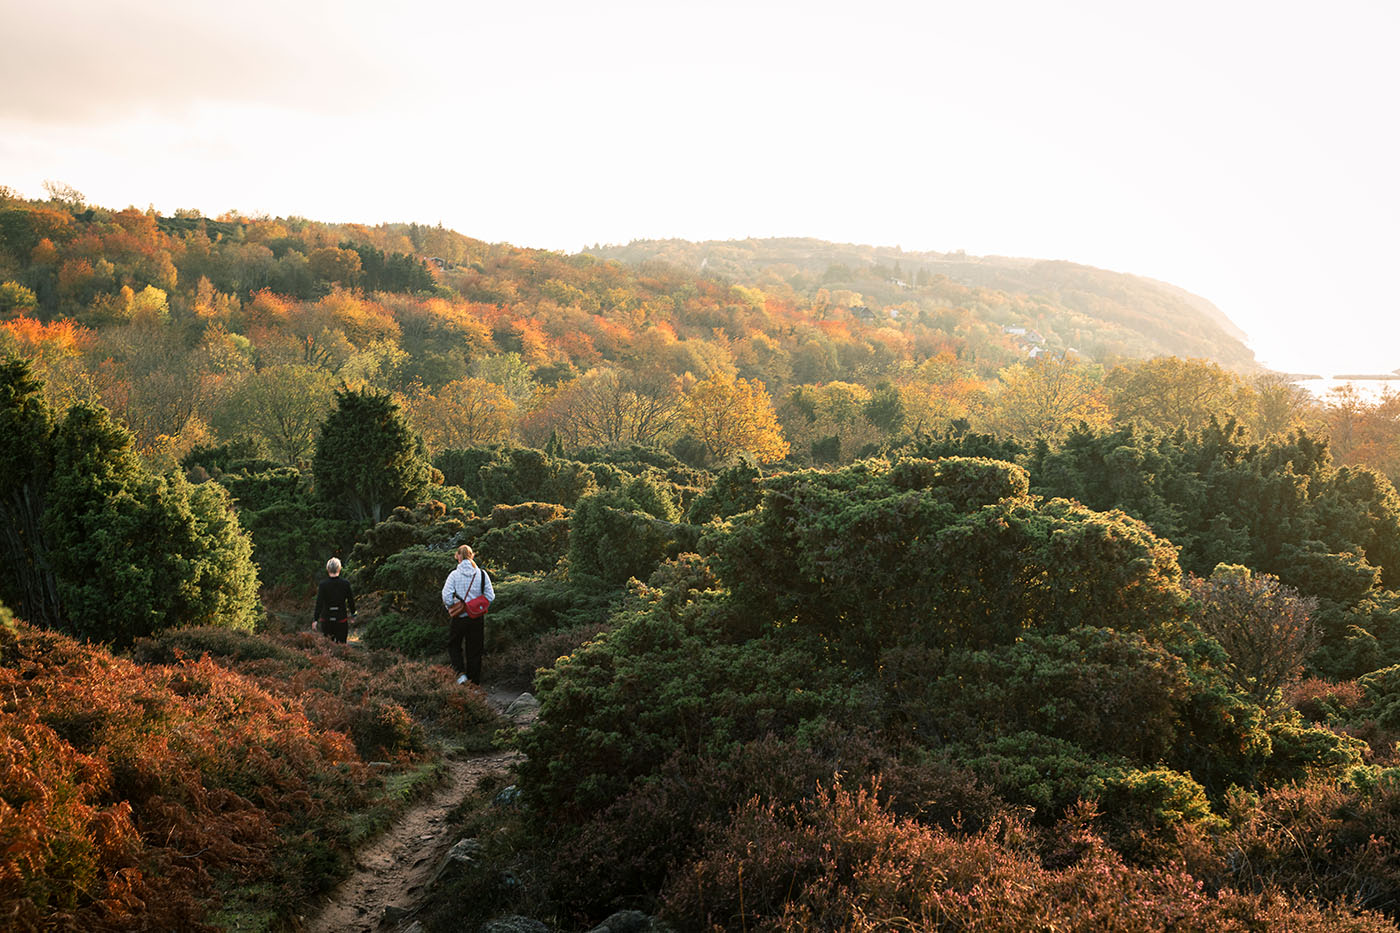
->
[326, 557, 342, 575]
[455, 544, 474, 561]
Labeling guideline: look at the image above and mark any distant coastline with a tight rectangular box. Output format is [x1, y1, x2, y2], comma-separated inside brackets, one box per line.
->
[1292, 374, 1400, 401]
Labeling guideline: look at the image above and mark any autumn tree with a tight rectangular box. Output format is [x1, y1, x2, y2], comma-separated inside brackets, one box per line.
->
[0, 281, 37, 317]
[470, 352, 538, 407]
[1343, 390, 1400, 481]
[313, 387, 431, 525]
[780, 381, 881, 465]
[215, 364, 337, 464]
[1105, 357, 1243, 434]
[307, 246, 363, 287]
[405, 377, 515, 454]
[984, 356, 1107, 439]
[1323, 383, 1372, 466]
[531, 366, 682, 450]
[680, 373, 788, 465]
[1249, 372, 1317, 440]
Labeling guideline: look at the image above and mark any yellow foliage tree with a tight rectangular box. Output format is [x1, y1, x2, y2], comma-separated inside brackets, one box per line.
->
[984, 356, 1108, 439]
[682, 374, 788, 464]
[1104, 357, 1245, 434]
[405, 378, 515, 454]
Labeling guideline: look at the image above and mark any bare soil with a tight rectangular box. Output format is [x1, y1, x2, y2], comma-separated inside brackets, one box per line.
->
[298, 687, 528, 933]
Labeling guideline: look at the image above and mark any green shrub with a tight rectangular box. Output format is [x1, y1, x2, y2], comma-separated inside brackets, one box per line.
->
[1101, 767, 1223, 835]
[349, 502, 475, 590]
[359, 612, 445, 658]
[1258, 719, 1366, 785]
[484, 572, 623, 654]
[921, 626, 1190, 761]
[712, 458, 1190, 665]
[477, 515, 570, 573]
[686, 459, 762, 524]
[518, 582, 873, 823]
[1360, 664, 1400, 729]
[358, 545, 457, 618]
[946, 731, 1126, 816]
[567, 489, 698, 587]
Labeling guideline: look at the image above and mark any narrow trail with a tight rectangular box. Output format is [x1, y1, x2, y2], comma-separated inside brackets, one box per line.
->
[299, 687, 529, 933]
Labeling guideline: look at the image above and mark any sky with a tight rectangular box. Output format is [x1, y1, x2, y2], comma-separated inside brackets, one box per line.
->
[2, 0, 1397, 377]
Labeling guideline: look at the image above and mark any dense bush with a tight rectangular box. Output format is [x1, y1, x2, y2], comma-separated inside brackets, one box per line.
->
[478, 447, 597, 508]
[1028, 423, 1400, 672]
[356, 544, 457, 618]
[350, 502, 474, 587]
[213, 465, 353, 588]
[686, 458, 763, 523]
[358, 611, 446, 658]
[518, 562, 875, 822]
[921, 626, 1191, 761]
[567, 488, 700, 587]
[712, 457, 1189, 665]
[476, 503, 570, 573]
[507, 454, 1383, 929]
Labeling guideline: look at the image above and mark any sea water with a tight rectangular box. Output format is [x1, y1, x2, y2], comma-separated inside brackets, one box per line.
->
[1293, 377, 1400, 402]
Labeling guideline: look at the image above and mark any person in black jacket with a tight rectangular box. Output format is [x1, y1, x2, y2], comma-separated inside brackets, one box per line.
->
[314, 557, 356, 643]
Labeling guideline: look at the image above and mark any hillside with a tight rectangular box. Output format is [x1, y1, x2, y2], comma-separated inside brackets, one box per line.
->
[14, 191, 1400, 931]
[588, 237, 1260, 371]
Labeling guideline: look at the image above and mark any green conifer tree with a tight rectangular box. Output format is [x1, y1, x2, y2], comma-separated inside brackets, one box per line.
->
[44, 403, 260, 643]
[312, 387, 431, 525]
[0, 356, 61, 625]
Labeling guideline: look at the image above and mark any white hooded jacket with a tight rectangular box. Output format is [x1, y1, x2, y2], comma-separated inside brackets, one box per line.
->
[441, 558, 495, 611]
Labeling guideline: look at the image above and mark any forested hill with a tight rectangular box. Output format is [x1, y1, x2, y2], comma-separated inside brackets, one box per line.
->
[588, 237, 1259, 371]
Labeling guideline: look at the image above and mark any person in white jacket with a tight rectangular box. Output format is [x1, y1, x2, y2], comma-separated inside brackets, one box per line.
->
[441, 544, 495, 685]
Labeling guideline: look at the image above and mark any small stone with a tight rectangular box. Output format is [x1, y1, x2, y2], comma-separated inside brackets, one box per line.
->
[505, 693, 540, 716]
[381, 904, 411, 925]
[446, 837, 482, 862]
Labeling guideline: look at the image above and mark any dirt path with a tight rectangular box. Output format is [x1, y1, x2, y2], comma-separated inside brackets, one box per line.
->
[299, 688, 530, 933]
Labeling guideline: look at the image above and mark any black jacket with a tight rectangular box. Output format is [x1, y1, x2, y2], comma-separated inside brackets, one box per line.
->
[315, 576, 355, 622]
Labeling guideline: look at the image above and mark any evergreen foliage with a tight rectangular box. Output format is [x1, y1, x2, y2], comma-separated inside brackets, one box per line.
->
[313, 387, 432, 526]
[43, 403, 259, 643]
[0, 356, 60, 626]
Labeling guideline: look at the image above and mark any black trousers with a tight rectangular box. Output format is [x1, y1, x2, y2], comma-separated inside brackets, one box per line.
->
[448, 615, 484, 682]
[323, 618, 349, 643]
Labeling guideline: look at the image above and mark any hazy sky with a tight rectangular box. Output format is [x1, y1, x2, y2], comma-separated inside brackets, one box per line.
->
[2, 0, 1396, 376]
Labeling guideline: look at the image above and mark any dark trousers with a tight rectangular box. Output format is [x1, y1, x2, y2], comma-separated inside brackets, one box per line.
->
[448, 615, 484, 682]
[323, 618, 349, 643]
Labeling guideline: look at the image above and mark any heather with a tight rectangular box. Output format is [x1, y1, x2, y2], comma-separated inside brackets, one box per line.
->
[0, 614, 499, 930]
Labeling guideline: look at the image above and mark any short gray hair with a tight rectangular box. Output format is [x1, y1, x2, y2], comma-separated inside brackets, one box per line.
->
[326, 557, 342, 575]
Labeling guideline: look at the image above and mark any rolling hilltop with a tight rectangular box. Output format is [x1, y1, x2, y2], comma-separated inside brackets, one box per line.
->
[589, 237, 1259, 371]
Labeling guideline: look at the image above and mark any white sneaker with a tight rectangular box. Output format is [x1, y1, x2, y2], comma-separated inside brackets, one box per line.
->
[456, 673, 468, 685]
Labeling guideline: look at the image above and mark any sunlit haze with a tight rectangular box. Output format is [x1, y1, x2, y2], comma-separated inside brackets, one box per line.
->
[3, 0, 1396, 376]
